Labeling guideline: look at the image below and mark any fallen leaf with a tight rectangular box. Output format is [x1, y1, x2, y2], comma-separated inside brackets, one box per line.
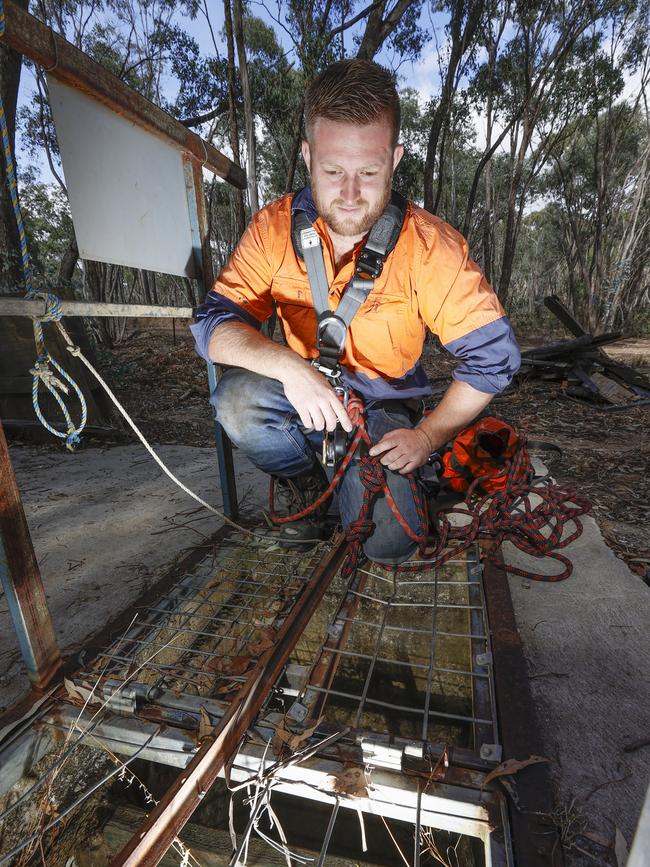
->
[64, 678, 100, 706]
[324, 765, 370, 798]
[247, 628, 277, 656]
[215, 681, 241, 695]
[614, 827, 628, 867]
[204, 655, 252, 676]
[483, 755, 550, 787]
[198, 706, 214, 740]
[271, 717, 322, 757]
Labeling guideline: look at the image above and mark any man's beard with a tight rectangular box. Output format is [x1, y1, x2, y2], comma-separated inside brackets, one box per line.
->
[312, 181, 392, 237]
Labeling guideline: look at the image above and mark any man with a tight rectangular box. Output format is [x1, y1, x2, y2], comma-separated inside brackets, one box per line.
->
[191, 59, 520, 564]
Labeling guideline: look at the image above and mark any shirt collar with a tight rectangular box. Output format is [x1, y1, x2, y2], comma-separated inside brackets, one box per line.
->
[291, 186, 319, 224]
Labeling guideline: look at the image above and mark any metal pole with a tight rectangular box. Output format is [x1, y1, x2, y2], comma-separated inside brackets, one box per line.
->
[0, 0, 246, 189]
[0, 419, 63, 690]
[182, 156, 239, 519]
[109, 537, 349, 866]
[0, 297, 194, 319]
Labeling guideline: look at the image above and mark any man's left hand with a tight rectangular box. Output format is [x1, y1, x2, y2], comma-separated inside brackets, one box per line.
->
[369, 427, 432, 474]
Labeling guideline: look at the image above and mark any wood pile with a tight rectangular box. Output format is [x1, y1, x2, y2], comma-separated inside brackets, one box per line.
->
[518, 296, 650, 409]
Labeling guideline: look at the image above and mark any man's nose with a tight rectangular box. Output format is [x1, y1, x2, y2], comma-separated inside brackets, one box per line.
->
[340, 174, 361, 203]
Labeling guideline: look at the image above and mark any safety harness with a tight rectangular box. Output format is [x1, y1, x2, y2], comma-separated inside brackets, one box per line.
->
[291, 190, 407, 386]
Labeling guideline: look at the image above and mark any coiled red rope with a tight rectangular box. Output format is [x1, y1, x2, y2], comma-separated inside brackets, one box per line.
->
[269, 390, 590, 582]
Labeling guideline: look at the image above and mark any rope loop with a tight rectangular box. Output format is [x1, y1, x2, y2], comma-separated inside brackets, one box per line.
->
[357, 456, 384, 494]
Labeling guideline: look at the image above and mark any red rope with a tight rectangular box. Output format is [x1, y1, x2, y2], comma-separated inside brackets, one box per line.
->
[398, 439, 591, 581]
[269, 392, 590, 583]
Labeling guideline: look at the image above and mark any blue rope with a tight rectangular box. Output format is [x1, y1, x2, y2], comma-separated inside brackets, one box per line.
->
[0, 17, 87, 450]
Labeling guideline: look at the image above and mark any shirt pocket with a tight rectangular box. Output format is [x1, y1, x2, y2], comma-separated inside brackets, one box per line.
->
[271, 277, 318, 356]
[349, 295, 425, 375]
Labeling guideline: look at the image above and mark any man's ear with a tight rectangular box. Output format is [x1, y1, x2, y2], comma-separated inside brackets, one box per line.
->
[301, 140, 311, 173]
[392, 143, 404, 172]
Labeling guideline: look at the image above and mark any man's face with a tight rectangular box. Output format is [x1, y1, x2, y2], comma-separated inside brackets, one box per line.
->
[302, 117, 404, 238]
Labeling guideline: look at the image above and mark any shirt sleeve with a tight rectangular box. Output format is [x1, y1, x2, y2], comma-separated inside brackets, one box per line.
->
[190, 208, 276, 361]
[415, 216, 520, 393]
[190, 292, 262, 362]
[445, 318, 521, 394]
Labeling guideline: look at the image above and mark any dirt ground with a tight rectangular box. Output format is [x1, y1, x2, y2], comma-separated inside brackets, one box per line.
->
[91, 327, 650, 582]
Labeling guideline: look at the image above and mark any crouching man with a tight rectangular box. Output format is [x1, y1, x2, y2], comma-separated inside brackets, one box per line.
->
[191, 59, 520, 564]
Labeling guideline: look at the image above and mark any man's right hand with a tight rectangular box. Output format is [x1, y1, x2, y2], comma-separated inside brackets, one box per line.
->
[208, 321, 353, 433]
[281, 358, 353, 433]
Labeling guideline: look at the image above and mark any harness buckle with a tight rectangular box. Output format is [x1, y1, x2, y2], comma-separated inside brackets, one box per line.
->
[311, 357, 342, 385]
[356, 248, 384, 280]
[316, 312, 348, 356]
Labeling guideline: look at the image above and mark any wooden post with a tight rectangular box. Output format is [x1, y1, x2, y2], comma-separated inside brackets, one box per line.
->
[0, 419, 63, 689]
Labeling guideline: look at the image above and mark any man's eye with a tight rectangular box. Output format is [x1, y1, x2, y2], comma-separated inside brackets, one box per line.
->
[325, 170, 342, 176]
[361, 171, 378, 177]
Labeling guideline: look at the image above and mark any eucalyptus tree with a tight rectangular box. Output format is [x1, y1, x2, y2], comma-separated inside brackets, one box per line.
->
[0, 0, 30, 294]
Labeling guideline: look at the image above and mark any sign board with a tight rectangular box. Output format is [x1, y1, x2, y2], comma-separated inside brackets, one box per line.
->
[48, 76, 198, 278]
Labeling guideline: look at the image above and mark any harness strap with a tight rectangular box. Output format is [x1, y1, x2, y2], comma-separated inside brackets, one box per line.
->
[292, 190, 407, 371]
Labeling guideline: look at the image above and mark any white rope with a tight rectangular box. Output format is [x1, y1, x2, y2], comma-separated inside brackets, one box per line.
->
[54, 321, 256, 537]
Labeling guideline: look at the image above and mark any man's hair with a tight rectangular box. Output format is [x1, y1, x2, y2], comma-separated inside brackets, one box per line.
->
[304, 59, 400, 146]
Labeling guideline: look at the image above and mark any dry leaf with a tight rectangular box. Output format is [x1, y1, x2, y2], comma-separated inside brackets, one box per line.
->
[324, 765, 370, 798]
[204, 655, 252, 676]
[271, 717, 322, 757]
[198, 706, 214, 740]
[253, 608, 280, 627]
[64, 678, 100, 706]
[215, 681, 241, 695]
[247, 627, 277, 656]
[614, 827, 628, 867]
[483, 755, 550, 787]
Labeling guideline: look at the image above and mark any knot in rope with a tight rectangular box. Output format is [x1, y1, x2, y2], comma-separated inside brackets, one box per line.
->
[345, 517, 375, 544]
[357, 455, 384, 494]
[346, 392, 365, 427]
[29, 290, 64, 323]
[29, 359, 70, 394]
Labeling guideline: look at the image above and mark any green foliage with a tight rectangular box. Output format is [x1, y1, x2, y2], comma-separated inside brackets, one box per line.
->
[20, 172, 78, 290]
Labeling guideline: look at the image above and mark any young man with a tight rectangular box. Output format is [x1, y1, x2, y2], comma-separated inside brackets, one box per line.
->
[191, 59, 520, 564]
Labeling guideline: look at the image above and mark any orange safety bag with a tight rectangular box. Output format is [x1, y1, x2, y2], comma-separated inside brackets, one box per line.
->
[441, 417, 528, 495]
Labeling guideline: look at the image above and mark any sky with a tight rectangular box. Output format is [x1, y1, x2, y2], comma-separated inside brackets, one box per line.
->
[16, 1, 449, 185]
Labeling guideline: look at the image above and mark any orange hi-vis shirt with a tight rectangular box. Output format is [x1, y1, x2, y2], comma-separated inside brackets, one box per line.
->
[192, 189, 520, 401]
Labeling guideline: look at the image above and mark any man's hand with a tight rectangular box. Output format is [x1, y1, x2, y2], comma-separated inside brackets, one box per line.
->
[369, 427, 432, 474]
[208, 320, 352, 433]
[369, 380, 495, 475]
[281, 359, 353, 433]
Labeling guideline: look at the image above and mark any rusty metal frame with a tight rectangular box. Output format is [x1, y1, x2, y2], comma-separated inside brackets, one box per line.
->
[108, 539, 349, 866]
[0, 420, 63, 690]
[0, 0, 245, 188]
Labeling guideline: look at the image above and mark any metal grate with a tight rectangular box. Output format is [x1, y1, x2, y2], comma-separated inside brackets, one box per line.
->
[281, 547, 497, 755]
[80, 536, 327, 700]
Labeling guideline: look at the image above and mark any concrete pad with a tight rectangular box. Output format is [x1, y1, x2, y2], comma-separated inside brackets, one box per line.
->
[503, 514, 650, 848]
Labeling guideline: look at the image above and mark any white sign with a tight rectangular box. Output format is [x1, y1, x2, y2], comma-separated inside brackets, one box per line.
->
[48, 76, 199, 278]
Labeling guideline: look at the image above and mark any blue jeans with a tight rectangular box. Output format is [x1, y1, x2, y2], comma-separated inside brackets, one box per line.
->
[212, 369, 423, 564]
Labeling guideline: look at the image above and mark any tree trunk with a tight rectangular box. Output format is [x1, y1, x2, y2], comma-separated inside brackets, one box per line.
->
[233, 0, 258, 214]
[423, 0, 484, 214]
[356, 0, 420, 61]
[58, 233, 79, 294]
[0, 0, 29, 294]
[222, 0, 246, 238]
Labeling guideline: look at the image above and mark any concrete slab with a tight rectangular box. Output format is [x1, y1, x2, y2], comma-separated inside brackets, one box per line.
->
[503, 514, 650, 850]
